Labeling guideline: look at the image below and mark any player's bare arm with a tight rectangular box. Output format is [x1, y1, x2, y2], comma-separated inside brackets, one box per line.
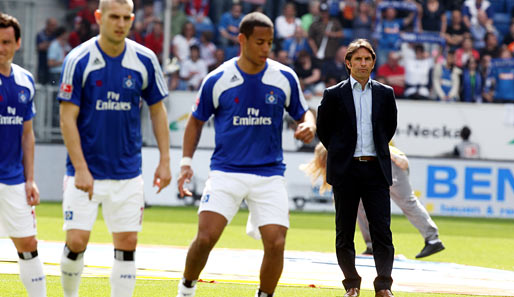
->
[294, 109, 316, 144]
[21, 119, 39, 206]
[178, 115, 205, 197]
[149, 101, 171, 193]
[59, 101, 94, 199]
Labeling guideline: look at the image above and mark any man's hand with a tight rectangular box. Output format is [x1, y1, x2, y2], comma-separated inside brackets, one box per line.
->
[177, 166, 194, 197]
[75, 168, 94, 200]
[25, 181, 40, 206]
[153, 161, 172, 193]
[294, 122, 316, 144]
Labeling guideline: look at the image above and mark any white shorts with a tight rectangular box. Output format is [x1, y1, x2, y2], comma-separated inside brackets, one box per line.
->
[0, 183, 37, 238]
[62, 175, 144, 233]
[199, 171, 289, 239]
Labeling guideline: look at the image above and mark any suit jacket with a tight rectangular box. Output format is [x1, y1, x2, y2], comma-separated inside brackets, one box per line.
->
[317, 78, 398, 187]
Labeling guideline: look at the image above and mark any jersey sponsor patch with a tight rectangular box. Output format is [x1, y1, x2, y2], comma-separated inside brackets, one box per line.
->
[59, 83, 73, 100]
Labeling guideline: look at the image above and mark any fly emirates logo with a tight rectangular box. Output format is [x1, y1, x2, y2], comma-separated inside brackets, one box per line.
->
[0, 106, 23, 125]
[96, 91, 131, 111]
[233, 108, 272, 126]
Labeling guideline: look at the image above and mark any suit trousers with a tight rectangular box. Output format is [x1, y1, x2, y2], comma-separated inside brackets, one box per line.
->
[332, 160, 395, 291]
[357, 164, 440, 248]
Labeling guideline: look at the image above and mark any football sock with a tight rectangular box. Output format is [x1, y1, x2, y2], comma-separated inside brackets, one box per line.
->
[177, 277, 197, 297]
[255, 289, 274, 297]
[111, 249, 136, 297]
[18, 250, 46, 297]
[60, 245, 84, 297]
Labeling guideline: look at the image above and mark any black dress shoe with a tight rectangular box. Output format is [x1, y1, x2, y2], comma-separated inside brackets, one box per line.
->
[416, 241, 445, 258]
[375, 289, 394, 297]
[344, 287, 360, 297]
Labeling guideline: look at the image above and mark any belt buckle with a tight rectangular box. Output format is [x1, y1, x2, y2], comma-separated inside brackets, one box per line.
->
[357, 156, 368, 162]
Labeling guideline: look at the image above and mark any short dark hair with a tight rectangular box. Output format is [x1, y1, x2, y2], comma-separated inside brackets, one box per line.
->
[239, 12, 273, 38]
[190, 44, 200, 52]
[0, 13, 21, 41]
[344, 39, 376, 74]
[54, 26, 67, 38]
[460, 126, 471, 140]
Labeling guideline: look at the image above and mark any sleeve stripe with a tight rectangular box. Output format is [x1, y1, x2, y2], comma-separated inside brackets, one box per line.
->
[132, 42, 168, 97]
[62, 46, 90, 85]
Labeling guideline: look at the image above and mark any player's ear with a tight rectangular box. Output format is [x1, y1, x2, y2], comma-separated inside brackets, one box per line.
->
[237, 33, 245, 46]
[131, 13, 135, 22]
[94, 9, 102, 25]
[15, 37, 21, 50]
[345, 60, 352, 70]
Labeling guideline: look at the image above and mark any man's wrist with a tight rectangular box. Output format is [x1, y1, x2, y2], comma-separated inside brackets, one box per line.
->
[180, 157, 193, 167]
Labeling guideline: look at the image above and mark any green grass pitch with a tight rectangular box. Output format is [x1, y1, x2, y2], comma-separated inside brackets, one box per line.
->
[1, 202, 513, 296]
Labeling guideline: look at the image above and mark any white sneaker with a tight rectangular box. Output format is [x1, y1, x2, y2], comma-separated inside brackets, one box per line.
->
[177, 280, 196, 297]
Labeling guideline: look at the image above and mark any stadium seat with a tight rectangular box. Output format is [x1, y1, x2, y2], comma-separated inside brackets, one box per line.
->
[490, 0, 505, 13]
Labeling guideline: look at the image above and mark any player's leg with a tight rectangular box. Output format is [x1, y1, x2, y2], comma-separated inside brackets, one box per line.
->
[258, 224, 287, 296]
[103, 176, 144, 297]
[61, 176, 97, 297]
[178, 171, 246, 297]
[111, 232, 138, 297]
[2, 183, 46, 297]
[11, 236, 46, 297]
[246, 174, 289, 297]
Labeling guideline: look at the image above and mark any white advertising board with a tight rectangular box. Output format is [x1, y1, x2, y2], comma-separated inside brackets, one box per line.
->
[165, 92, 514, 160]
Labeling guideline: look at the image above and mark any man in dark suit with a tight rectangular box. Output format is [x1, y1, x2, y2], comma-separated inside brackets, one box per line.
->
[317, 39, 397, 297]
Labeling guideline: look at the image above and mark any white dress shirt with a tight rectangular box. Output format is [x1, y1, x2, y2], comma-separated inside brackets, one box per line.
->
[350, 75, 376, 157]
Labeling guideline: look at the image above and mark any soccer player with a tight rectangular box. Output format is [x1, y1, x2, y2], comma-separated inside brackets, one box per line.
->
[57, 1, 171, 296]
[176, 12, 316, 297]
[0, 12, 47, 297]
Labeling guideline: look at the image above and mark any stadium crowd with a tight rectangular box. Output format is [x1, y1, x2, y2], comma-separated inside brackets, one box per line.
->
[37, 0, 514, 102]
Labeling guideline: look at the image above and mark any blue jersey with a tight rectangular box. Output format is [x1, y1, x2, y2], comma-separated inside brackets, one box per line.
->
[0, 64, 36, 185]
[193, 58, 308, 176]
[57, 37, 168, 179]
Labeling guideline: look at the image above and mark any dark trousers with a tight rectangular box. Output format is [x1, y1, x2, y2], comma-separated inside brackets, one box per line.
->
[332, 160, 394, 292]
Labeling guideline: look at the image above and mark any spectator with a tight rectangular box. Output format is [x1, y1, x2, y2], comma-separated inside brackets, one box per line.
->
[453, 126, 480, 158]
[185, 0, 215, 39]
[144, 20, 164, 62]
[470, 9, 498, 51]
[282, 26, 311, 63]
[301, 0, 320, 32]
[199, 31, 217, 69]
[455, 36, 480, 67]
[294, 50, 323, 99]
[47, 26, 70, 85]
[275, 49, 293, 67]
[376, 6, 416, 66]
[321, 45, 349, 84]
[478, 53, 492, 81]
[172, 22, 198, 62]
[292, 0, 310, 18]
[171, 0, 188, 38]
[68, 17, 92, 49]
[275, 2, 301, 41]
[218, 3, 244, 59]
[404, 44, 434, 99]
[209, 0, 234, 25]
[308, 2, 343, 61]
[337, 0, 358, 29]
[241, 0, 266, 14]
[377, 51, 405, 98]
[480, 31, 500, 58]
[352, 0, 373, 40]
[77, 0, 98, 34]
[502, 22, 514, 53]
[444, 10, 469, 50]
[483, 49, 514, 103]
[432, 50, 462, 101]
[128, 21, 144, 44]
[421, 0, 447, 33]
[462, 0, 494, 30]
[208, 48, 225, 73]
[179, 45, 208, 91]
[460, 57, 483, 102]
[36, 17, 58, 84]
[135, 1, 157, 36]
